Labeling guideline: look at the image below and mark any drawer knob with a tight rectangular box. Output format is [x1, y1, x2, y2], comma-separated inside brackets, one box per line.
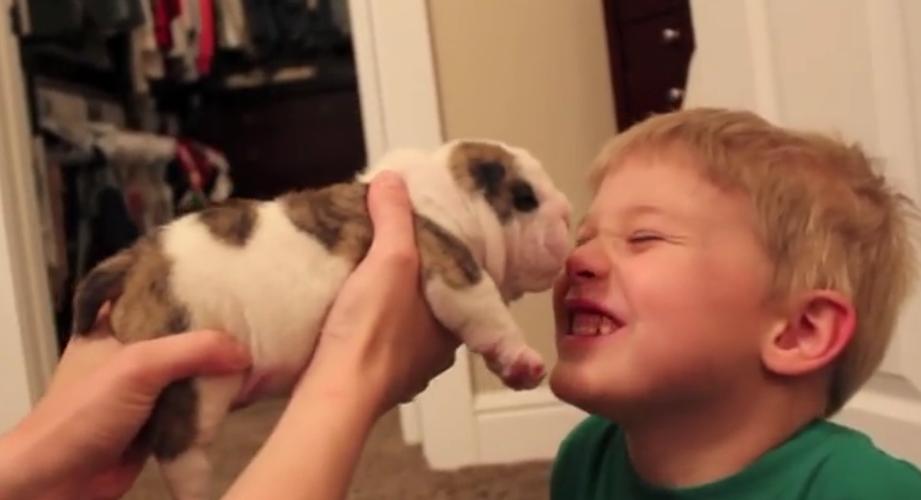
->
[667, 87, 685, 103]
[661, 27, 682, 44]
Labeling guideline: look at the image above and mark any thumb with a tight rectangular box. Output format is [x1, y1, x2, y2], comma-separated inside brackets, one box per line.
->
[366, 171, 418, 261]
[120, 330, 251, 392]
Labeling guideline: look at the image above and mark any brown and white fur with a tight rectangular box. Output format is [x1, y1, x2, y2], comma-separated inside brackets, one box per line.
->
[71, 139, 572, 499]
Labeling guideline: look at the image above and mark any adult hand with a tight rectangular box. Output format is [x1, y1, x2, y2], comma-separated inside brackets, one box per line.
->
[302, 171, 460, 416]
[0, 325, 251, 500]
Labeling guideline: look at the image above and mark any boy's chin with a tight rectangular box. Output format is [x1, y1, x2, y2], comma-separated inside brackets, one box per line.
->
[550, 359, 640, 419]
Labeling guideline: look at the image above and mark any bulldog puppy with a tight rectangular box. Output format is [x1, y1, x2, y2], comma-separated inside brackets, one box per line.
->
[71, 139, 572, 500]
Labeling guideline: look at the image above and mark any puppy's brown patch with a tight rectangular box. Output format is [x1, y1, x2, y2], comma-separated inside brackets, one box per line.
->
[282, 183, 374, 262]
[198, 199, 258, 246]
[109, 235, 191, 342]
[449, 142, 537, 222]
[146, 379, 199, 461]
[284, 182, 481, 288]
[417, 216, 481, 288]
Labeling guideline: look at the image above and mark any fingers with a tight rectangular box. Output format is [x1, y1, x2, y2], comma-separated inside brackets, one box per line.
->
[117, 330, 251, 393]
[366, 172, 418, 267]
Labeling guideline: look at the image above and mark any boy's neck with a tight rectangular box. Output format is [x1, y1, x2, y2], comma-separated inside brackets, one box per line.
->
[622, 384, 824, 489]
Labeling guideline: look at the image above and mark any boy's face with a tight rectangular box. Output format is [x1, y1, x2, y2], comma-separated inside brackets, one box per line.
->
[550, 152, 780, 418]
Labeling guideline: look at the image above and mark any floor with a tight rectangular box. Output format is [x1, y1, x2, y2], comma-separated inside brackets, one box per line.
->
[125, 399, 551, 499]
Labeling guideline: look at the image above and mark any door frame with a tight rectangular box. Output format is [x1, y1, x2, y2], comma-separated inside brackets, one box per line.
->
[0, 0, 60, 430]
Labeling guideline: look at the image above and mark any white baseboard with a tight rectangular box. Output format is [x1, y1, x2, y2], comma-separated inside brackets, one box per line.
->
[470, 387, 586, 466]
[398, 402, 422, 445]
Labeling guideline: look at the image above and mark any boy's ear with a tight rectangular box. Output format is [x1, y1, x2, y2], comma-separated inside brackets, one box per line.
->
[761, 290, 856, 376]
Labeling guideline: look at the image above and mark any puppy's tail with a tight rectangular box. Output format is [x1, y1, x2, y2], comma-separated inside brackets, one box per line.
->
[72, 250, 135, 335]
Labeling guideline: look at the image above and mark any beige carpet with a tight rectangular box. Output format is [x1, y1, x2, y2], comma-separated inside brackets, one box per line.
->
[125, 399, 551, 499]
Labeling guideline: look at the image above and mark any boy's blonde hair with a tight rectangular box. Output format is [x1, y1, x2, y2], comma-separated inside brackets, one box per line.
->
[590, 108, 917, 414]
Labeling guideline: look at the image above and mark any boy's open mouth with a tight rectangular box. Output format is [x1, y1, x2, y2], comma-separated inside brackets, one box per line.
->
[565, 300, 625, 337]
[569, 312, 623, 336]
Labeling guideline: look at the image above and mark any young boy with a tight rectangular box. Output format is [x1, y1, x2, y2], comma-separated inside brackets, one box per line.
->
[550, 108, 921, 499]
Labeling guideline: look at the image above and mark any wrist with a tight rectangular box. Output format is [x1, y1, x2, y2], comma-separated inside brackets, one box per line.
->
[294, 368, 387, 420]
[297, 346, 401, 419]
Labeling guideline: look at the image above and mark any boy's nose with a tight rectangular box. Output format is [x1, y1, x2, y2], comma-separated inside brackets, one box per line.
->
[565, 241, 609, 281]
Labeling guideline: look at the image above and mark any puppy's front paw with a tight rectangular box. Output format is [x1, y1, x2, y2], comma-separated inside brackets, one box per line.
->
[480, 341, 546, 390]
[499, 346, 546, 390]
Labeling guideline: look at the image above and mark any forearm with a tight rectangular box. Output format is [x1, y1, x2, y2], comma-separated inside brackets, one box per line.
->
[0, 423, 70, 500]
[0, 428, 33, 499]
[224, 374, 382, 500]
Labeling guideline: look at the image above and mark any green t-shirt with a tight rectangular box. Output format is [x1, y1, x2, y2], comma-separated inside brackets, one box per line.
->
[551, 416, 921, 499]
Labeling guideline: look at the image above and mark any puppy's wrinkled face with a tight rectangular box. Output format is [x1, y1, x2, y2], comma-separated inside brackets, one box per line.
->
[447, 140, 572, 298]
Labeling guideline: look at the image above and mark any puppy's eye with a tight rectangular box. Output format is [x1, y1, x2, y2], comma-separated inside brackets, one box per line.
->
[510, 181, 539, 212]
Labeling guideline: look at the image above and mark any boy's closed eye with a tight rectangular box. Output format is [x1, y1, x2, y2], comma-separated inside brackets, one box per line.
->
[574, 229, 679, 247]
[627, 230, 666, 244]
[625, 229, 687, 250]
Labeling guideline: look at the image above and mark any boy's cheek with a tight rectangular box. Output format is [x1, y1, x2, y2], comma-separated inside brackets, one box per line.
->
[553, 272, 569, 297]
[551, 276, 569, 334]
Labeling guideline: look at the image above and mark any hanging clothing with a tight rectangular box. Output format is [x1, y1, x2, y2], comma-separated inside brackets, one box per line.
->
[153, 0, 182, 51]
[173, 138, 233, 213]
[26, 0, 83, 37]
[131, 0, 165, 94]
[197, 0, 216, 74]
[84, 0, 145, 34]
[166, 0, 199, 81]
[330, 0, 350, 35]
[26, 0, 145, 37]
[90, 123, 177, 232]
[216, 0, 251, 51]
[243, 0, 280, 57]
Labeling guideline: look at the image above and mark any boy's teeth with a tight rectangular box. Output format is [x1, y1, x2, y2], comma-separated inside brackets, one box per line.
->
[599, 317, 615, 335]
[570, 312, 619, 336]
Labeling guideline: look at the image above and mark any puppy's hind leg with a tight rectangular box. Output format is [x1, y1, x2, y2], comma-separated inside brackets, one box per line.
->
[151, 374, 244, 500]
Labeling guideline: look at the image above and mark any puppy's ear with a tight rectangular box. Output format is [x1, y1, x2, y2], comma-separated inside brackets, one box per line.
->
[72, 250, 135, 335]
[472, 160, 507, 197]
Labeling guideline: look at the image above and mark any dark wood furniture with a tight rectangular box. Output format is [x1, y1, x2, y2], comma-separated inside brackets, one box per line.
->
[601, 0, 696, 130]
[189, 61, 366, 200]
